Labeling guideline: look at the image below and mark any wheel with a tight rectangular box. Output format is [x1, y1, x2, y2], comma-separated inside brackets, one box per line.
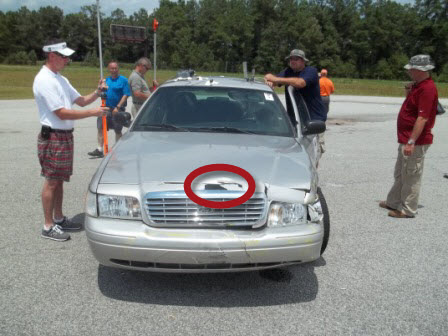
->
[317, 187, 330, 255]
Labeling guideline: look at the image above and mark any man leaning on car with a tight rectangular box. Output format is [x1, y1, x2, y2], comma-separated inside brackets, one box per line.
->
[264, 49, 327, 160]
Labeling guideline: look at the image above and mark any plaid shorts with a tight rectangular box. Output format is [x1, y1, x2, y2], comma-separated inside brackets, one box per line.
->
[37, 131, 74, 182]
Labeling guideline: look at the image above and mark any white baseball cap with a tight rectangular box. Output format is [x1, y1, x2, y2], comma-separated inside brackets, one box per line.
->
[43, 42, 75, 56]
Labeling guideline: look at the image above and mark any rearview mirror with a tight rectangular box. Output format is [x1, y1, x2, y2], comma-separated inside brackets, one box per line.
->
[302, 120, 326, 135]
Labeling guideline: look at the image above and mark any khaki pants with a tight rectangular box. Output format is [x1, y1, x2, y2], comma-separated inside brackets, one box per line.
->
[131, 104, 138, 119]
[386, 144, 430, 217]
[131, 103, 143, 119]
[318, 132, 326, 156]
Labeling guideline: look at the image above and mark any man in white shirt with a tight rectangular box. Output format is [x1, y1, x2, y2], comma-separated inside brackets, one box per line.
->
[33, 40, 109, 242]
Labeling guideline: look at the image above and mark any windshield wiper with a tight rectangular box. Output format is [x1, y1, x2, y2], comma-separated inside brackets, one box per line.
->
[191, 127, 254, 134]
[135, 123, 190, 132]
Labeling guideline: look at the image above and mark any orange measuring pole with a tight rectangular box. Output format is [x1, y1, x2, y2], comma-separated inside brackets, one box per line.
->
[101, 96, 109, 154]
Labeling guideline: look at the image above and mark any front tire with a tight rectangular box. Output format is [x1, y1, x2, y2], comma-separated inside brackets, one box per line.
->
[317, 187, 330, 255]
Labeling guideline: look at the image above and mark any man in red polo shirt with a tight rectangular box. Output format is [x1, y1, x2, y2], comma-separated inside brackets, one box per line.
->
[379, 55, 438, 218]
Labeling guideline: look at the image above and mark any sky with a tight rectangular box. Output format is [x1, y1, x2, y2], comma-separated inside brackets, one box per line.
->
[1, 0, 415, 16]
[0, 0, 160, 16]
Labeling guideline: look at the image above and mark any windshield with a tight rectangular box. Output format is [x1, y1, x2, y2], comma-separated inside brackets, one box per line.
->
[132, 86, 294, 137]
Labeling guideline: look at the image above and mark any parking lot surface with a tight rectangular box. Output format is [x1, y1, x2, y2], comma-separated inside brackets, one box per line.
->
[1, 95, 447, 335]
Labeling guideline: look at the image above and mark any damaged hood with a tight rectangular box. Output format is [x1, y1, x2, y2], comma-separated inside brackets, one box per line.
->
[99, 132, 312, 190]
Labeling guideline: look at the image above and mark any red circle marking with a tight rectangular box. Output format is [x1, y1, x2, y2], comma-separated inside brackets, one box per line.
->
[184, 164, 256, 209]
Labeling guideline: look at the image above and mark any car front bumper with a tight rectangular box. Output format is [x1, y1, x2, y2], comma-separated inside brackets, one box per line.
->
[85, 216, 323, 273]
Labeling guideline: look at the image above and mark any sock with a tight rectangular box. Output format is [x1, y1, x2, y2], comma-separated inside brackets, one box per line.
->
[43, 225, 52, 231]
[98, 146, 103, 151]
[54, 216, 65, 224]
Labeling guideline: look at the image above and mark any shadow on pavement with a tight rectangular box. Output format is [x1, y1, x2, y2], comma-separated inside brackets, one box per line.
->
[97, 257, 325, 307]
[71, 213, 85, 231]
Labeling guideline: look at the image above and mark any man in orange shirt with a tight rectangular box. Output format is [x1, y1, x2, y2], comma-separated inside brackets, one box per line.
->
[319, 69, 334, 114]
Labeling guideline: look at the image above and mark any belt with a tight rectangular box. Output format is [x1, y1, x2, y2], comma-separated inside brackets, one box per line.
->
[51, 129, 74, 133]
[42, 125, 73, 133]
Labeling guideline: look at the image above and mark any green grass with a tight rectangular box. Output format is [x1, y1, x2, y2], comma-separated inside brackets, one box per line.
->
[333, 77, 448, 97]
[0, 64, 446, 99]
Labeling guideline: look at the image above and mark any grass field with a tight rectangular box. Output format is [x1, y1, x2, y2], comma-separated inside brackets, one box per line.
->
[1, 63, 447, 99]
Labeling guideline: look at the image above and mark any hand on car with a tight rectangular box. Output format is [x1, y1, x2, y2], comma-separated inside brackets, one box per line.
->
[264, 74, 276, 88]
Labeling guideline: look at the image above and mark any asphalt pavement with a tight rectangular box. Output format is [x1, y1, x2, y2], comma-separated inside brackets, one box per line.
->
[0, 95, 447, 336]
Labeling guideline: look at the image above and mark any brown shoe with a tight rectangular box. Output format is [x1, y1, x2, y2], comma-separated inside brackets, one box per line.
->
[388, 210, 414, 218]
[379, 201, 395, 211]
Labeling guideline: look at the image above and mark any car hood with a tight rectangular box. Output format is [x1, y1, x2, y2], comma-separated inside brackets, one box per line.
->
[99, 132, 312, 190]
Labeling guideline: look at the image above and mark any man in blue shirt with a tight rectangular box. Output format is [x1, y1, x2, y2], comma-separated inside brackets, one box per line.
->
[264, 49, 327, 159]
[88, 61, 131, 158]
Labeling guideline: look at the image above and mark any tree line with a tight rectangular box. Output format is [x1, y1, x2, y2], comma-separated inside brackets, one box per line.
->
[1, 0, 447, 81]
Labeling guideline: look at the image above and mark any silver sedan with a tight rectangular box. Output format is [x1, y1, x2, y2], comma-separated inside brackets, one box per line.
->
[85, 76, 329, 272]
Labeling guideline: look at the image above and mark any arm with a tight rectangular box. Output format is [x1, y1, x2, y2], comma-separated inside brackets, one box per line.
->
[133, 90, 150, 101]
[54, 106, 108, 120]
[74, 90, 99, 107]
[150, 80, 159, 92]
[404, 82, 415, 96]
[403, 116, 428, 156]
[264, 73, 306, 89]
[114, 95, 129, 113]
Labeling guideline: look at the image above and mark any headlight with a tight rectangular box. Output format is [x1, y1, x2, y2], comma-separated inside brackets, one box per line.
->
[267, 202, 307, 227]
[97, 194, 142, 219]
[85, 190, 98, 217]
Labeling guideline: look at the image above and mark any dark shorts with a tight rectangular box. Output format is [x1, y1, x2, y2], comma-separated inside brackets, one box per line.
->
[37, 132, 74, 182]
[96, 113, 123, 133]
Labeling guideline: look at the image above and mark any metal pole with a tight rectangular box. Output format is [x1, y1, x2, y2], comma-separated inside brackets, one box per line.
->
[153, 31, 157, 82]
[96, 0, 103, 79]
[96, 0, 108, 154]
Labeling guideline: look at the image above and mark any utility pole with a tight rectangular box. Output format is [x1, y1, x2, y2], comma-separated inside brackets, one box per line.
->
[153, 18, 159, 84]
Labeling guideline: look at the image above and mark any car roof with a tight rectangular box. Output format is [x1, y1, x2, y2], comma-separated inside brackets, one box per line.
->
[162, 76, 273, 91]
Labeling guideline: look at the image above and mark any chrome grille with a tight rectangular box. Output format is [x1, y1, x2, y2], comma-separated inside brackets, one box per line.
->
[145, 191, 266, 228]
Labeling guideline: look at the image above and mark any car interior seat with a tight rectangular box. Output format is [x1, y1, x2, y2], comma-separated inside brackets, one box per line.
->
[255, 105, 278, 130]
[197, 98, 243, 123]
[167, 92, 198, 124]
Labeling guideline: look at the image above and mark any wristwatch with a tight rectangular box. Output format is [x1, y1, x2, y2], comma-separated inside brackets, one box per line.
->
[407, 139, 415, 145]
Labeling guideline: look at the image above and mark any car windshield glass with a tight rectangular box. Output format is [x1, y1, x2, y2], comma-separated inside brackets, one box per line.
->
[132, 86, 294, 137]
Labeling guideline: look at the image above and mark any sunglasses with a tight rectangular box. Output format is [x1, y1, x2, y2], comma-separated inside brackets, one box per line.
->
[54, 52, 70, 59]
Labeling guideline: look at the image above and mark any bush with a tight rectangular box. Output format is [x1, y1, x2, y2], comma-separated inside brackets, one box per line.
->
[28, 50, 37, 65]
[332, 60, 358, 78]
[82, 51, 99, 67]
[374, 59, 394, 80]
[437, 63, 448, 83]
[102, 50, 113, 67]
[3, 51, 30, 65]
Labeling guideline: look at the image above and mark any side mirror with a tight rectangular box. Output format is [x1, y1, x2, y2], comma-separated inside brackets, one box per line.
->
[302, 120, 326, 135]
